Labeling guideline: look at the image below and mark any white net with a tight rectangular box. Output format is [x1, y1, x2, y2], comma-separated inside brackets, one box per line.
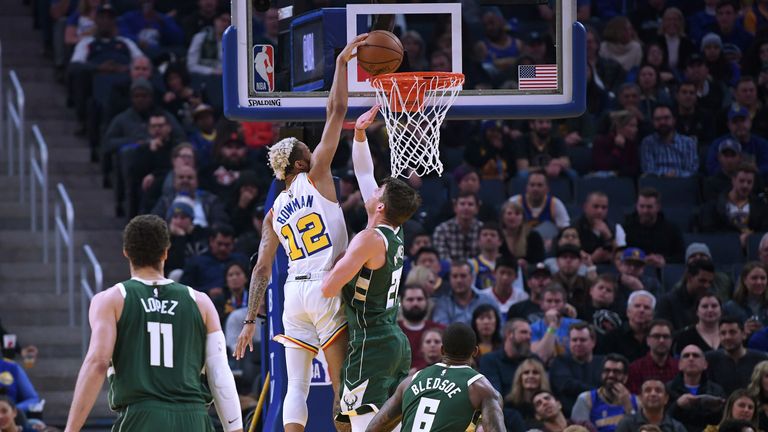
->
[371, 73, 464, 178]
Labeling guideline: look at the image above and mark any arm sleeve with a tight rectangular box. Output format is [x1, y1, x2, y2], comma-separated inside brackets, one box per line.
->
[571, 392, 591, 422]
[352, 138, 378, 203]
[206, 330, 243, 431]
[70, 37, 92, 63]
[552, 198, 570, 228]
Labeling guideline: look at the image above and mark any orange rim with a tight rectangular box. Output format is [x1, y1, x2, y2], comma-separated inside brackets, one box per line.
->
[371, 72, 464, 112]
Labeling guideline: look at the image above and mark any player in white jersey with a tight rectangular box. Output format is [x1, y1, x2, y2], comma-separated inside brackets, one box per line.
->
[234, 34, 369, 432]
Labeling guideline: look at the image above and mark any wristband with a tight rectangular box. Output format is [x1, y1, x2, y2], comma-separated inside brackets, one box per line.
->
[243, 319, 257, 325]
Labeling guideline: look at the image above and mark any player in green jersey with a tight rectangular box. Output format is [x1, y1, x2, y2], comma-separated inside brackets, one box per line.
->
[65, 215, 242, 432]
[320, 105, 422, 431]
[366, 323, 505, 432]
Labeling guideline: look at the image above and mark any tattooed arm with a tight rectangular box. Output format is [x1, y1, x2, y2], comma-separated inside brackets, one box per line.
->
[471, 377, 505, 432]
[234, 210, 280, 359]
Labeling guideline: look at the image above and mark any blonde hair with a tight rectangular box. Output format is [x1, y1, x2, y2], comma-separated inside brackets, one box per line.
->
[660, 7, 686, 37]
[405, 265, 437, 292]
[500, 201, 530, 258]
[268, 137, 299, 180]
[506, 358, 550, 405]
[747, 360, 768, 400]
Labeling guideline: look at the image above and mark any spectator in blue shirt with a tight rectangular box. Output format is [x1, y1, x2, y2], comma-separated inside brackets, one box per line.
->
[708, 0, 754, 54]
[180, 223, 247, 299]
[118, 0, 185, 60]
[0, 358, 40, 414]
[707, 107, 768, 181]
[531, 284, 583, 364]
[640, 105, 699, 177]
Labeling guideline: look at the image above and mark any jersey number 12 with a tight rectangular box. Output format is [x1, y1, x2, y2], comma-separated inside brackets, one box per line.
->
[147, 322, 173, 368]
[280, 213, 331, 260]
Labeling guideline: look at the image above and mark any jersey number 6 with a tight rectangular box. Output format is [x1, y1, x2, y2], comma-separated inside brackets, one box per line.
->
[280, 212, 332, 260]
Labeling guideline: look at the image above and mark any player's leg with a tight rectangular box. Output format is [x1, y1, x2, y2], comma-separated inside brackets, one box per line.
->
[322, 327, 349, 431]
[283, 346, 315, 432]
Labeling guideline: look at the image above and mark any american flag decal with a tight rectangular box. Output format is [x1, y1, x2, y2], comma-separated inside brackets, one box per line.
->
[518, 64, 558, 90]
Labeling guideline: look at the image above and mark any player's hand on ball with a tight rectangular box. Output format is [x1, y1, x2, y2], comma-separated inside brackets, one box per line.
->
[234, 323, 256, 360]
[338, 33, 369, 64]
[355, 105, 380, 131]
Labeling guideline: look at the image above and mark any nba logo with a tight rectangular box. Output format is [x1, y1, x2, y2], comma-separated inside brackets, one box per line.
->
[253, 44, 275, 92]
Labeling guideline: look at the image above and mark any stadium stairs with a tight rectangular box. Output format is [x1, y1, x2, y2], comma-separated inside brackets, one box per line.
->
[1, 1, 125, 428]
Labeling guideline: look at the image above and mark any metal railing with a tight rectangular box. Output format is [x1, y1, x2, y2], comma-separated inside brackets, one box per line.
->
[80, 245, 102, 358]
[55, 183, 75, 326]
[6, 71, 25, 199]
[30, 125, 49, 263]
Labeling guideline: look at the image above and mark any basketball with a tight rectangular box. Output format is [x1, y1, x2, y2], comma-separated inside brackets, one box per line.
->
[356, 30, 404, 76]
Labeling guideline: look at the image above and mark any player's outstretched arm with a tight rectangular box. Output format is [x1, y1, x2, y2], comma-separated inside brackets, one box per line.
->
[234, 211, 279, 359]
[198, 292, 244, 432]
[309, 33, 368, 183]
[353, 105, 380, 203]
[320, 229, 382, 298]
[471, 377, 505, 432]
[365, 376, 410, 432]
[65, 289, 119, 432]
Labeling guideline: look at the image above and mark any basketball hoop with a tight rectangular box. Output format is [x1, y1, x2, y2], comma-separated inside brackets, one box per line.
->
[371, 72, 464, 178]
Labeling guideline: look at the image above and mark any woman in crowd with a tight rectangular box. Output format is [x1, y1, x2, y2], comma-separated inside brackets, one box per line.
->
[705, 390, 759, 432]
[499, 201, 545, 265]
[471, 304, 503, 358]
[216, 262, 249, 326]
[410, 328, 443, 373]
[673, 293, 722, 355]
[724, 262, 768, 338]
[599, 16, 642, 72]
[747, 360, 768, 431]
[404, 265, 439, 298]
[505, 358, 551, 420]
[636, 64, 673, 121]
[655, 7, 695, 73]
[0, 396, 34, 432]
[592, 110, 641, 178]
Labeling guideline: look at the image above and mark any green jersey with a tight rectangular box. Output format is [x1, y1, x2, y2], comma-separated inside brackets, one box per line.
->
[342, 225, 405, 329]
[401, 363, 484, 432]
[108, 278, 211, 410]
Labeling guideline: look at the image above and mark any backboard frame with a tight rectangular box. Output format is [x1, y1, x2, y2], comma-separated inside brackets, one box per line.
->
[223, 1, 586, 122]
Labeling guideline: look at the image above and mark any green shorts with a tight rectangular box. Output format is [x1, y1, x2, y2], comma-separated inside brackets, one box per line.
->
[338, 325, 411, 417]
[111, 401, 214, 432]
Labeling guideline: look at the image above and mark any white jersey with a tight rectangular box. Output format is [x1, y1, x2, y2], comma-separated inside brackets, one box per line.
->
[271, 173, 348, 275]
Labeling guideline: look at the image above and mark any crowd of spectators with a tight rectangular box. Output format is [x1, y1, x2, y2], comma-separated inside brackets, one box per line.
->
[13, 0, 768, 430]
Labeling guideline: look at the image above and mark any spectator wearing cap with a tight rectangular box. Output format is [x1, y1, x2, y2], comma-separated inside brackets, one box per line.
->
[709, 106, 768, 181]
[549, 322, 605, 414]
[188, 9, 230, 76]
[670, 243, 734, 301]
[674, 81, 716, 149]
[575, 192, 614, 265]
[464, 122, 517, 182]
[554, 244, 593, 307]
[481, 255, 529, 322]
[103, 77, 186, 215]
[623, 187, 686, 266]
[626, 320, 679, 394]
[597, 290, 656, 362]
[640, 105, 699, 178]
[682, 54, 731, 114]
[188, 103, 217, 171]
[519, 29, 554, 65]
[68, 4, 144, 134]
[700, 163, 768, 245]
[433, 192, 484, 262]
[531, 284, 583, 363]
[592, 110, 642, 177]
[701, 32, 739, 89]
[165, 197, 209, 278]
[703, 139, 756, 202]
[656, 259, 716, 331]
[437, 165, 497, 225]
[202, 132, 256, 205]
[706, 0, 754, 54]
[666, 344, 727, 432]
[578, 275, 624, 335]
[180, 224, 248, 298]
[508, 262, 553, 322]
[117, 0, 184, 60]
[615, 247, 662, 299]
[515, 121, 574, 180]
[716, 78, 768, 138]
[468, 223, 504, 291]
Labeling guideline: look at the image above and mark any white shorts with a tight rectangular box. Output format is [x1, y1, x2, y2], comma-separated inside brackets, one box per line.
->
[274, 273, 347, 354]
